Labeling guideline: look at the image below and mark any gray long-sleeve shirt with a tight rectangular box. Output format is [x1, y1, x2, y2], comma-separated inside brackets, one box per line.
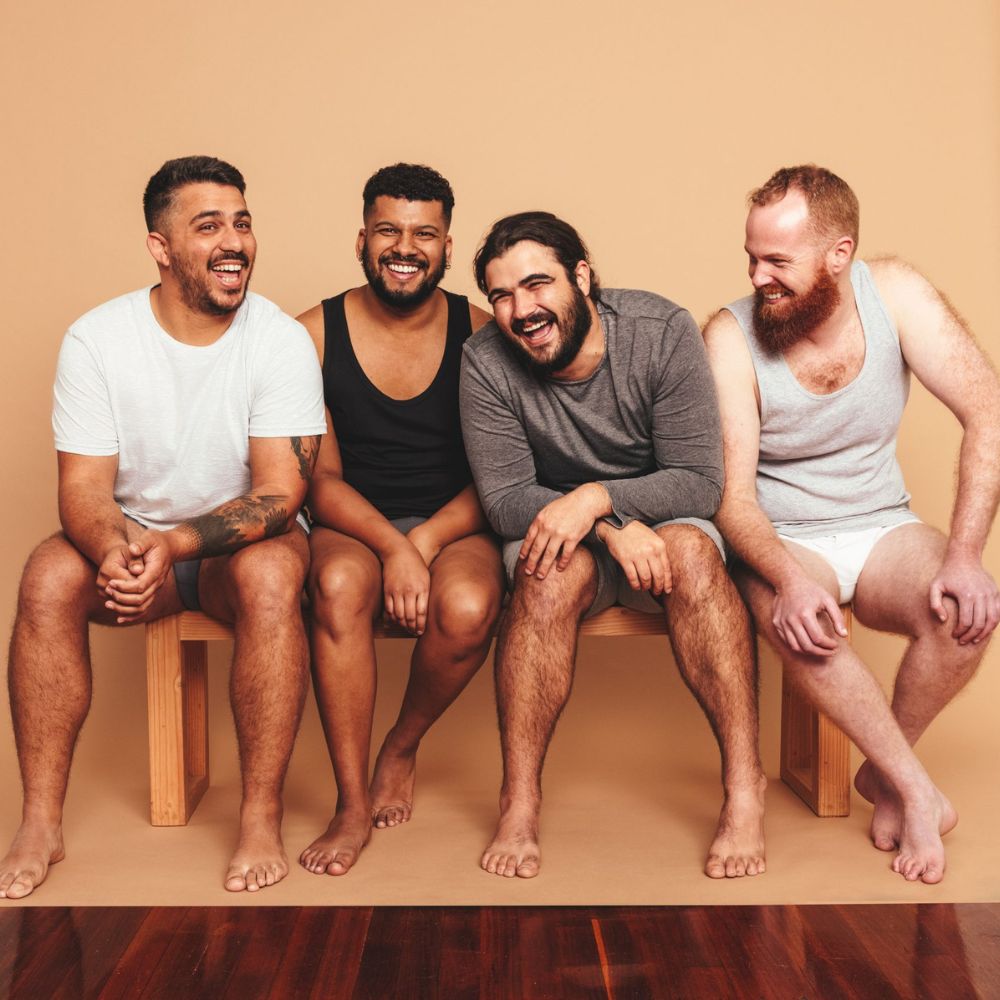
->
[459, 288, 723, 540]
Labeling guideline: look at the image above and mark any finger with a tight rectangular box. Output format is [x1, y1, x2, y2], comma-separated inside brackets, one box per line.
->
[952, 594, 975, 640]
[415, 590, 428, 636]
[534, 538, 563, 580]
[823, 597, 849, 637]
[522, 532, 549, 575]
[661, 552, 673, 594]
[555, 538, 578, 571]
[384, 592, 395, 620]
[635, 555, 653, 591]
[928, 581, 947, 622]
[649, 551, 666, 595]
[958, 596, 987, 645]
[621, 558, 640, 591]
[774, 620, 801, 653]
[802, 612, 838, 651]
[980, 594, 1000, 642]
[519, 523, 539, 563]
[789, 620, 828, 657]
[403, 591, 418, 634]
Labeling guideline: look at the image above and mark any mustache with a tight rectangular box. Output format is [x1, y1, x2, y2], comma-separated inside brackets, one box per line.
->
[210, 252, 251, 268]
[511, 310, 555, 336]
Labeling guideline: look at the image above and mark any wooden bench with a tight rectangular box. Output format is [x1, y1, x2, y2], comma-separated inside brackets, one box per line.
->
[144, 607, 852, 826]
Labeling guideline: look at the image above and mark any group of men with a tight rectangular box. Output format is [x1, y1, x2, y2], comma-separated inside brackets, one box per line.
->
[1, 156, 996, 899]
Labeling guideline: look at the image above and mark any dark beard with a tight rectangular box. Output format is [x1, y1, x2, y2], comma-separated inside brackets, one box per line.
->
[753, 266, 840, 354]
[503, 284, 593, 378]
[361, 240, 447, 309]
[174, 252, 250, 316]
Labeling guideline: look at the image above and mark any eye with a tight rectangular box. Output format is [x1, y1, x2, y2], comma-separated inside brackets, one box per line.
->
[199, 223, 217, 232]
[488, 291, 510, 305]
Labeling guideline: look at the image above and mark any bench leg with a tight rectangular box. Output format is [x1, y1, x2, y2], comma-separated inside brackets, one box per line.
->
[779, 612, 852, 817]
[146, 616, 210, 825]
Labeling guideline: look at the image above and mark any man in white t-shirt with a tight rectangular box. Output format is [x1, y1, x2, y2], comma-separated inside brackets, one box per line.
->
[0, 156, 326, 899]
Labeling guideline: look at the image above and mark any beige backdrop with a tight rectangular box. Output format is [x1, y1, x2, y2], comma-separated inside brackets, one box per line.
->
[1, 2, 997, 905]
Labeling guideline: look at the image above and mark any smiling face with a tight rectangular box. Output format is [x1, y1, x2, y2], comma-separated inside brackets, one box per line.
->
[484, 240, 594, 377]
[150, 182, 256, 316]
[358, 195, 451, 309]
[745, 189, 842, 352]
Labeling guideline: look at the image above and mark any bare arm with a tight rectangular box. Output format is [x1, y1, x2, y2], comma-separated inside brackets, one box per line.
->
[703, 310, 847, 655]
[873, 257, 1000, 642]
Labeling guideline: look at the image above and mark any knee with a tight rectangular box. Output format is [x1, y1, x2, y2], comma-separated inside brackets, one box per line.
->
[918, 596, 991, 662]
[308, 556, 379, 625]
[429, 583, 501, 647]
[17, 534, 93, 617]
[659, 526, 726, 600]
[228, 541, 306, 615]
[508, 550, 595, 622]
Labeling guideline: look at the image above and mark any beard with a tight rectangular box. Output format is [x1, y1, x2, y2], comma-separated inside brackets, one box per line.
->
[361, 240, 447, 309]
[502, 283, 593, 378]
[753, 265, 840, 354]
[173, 250, 251, 316]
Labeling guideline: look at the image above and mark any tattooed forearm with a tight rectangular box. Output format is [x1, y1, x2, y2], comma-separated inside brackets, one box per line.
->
[182, 494, 290, 557]
[290, 436, 320, 482]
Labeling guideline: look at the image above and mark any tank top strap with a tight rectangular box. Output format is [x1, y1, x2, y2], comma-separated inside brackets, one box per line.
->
[320, 292, 349, 371]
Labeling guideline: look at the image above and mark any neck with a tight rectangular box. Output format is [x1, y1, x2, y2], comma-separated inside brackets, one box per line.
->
[149, 284, 239, 346]
[801, 270, 858, 348]
[355, 284, 445, 333]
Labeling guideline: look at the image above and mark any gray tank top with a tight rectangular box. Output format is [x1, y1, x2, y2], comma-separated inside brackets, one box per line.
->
[724, 260, 912, 538]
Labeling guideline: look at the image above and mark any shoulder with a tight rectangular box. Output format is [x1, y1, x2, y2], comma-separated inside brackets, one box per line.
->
[468, 301, 492, 332]
[295, 301, 326, 358]
[863, 255, 933, 308]
[464, 318, 506, 359]
[67, 287, 151, 345]
[601, 288, 691, 327]
[702, 306, 745, 346]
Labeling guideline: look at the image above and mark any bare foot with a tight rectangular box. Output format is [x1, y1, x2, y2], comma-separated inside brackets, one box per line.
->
[481, 803, 540, 878]
[0, 822, 65, 900]
[705, 778, 767, 879]
[370, 741, 416, 829]
[224, 805, 289, 893]
[892, 788, 957, 884]
[856, 761, 958, 853]
[299, 808, 372, 876]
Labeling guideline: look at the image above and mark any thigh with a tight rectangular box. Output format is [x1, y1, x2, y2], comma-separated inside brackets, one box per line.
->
[198, 526, 311, 625]
[428, 532, 503, 594]
[852, 522, 947, 635]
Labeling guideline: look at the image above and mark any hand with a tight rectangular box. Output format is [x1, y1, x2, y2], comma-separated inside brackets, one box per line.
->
[520, 484, 609, 579]
[929, 554, 1000, 645]
[406, 522, 441, 569]
[95, 543, 143, 595]
[103, 529, 175, 622]
[382, 541, 431, 636]
[597, 521, 671, 595]
[771, 574, 848, 657]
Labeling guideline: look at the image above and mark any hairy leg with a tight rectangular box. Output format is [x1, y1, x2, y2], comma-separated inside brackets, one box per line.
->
[1, 530, 182, 900]
[371, 533, 503, 828]
[297, 527, 381, 877]
[200, 529, 310, 893]
[852, 524, 982, 848]
[481, 549, 597, 879]
[655, 526, 767, 879]
[737, 545, 954, 884]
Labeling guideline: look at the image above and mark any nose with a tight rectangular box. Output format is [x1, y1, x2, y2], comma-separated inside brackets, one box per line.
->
[749, 261, 773, 288]
[511, 288, 536, 319]
[220, 224, 245, 252]
[394, 229, 417, 256]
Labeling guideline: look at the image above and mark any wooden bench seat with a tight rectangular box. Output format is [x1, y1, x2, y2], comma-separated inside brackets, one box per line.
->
[144, 607, 852, 826]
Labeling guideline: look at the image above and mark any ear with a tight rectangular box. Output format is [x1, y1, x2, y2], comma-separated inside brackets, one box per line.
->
[146, 232, 169, 268]
[444, 233, 453, 266]
[356, 228, 366, 262]
[827, 235, 855, 275]
[573, 260, 591, 297]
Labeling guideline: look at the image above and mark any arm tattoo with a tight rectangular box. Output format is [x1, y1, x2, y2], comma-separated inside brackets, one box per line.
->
[183, 493, 289, 557]
[290, 436, 320, 482]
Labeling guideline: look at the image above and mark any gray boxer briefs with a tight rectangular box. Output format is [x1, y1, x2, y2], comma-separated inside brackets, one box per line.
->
[502, 516, 725, 617]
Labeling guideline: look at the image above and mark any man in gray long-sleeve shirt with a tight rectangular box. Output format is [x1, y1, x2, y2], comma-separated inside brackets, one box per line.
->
[460, 211, 766, 880]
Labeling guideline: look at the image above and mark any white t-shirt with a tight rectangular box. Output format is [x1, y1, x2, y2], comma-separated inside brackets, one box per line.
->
[52, 287, 326, 531]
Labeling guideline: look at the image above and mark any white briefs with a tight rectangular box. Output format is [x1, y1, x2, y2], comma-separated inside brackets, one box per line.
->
[778, 515, 921, 604]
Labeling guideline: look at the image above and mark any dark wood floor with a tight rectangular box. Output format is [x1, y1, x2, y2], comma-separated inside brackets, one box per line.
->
[0, 904, 996, 999]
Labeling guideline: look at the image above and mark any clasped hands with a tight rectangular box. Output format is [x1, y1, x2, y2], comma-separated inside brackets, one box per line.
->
[97, 530, 175, 623]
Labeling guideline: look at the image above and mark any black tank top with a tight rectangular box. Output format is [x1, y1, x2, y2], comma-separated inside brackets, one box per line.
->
[321, 290, 474, 519]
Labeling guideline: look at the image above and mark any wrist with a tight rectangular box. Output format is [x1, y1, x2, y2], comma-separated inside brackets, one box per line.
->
[944, 539, 983, 563]
[579, 482, 613, 520]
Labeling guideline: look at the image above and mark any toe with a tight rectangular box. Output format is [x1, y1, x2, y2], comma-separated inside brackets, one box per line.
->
[224, 871, 247, 892]
[704, 855, 726, 879]
[516, 857, 539, 878]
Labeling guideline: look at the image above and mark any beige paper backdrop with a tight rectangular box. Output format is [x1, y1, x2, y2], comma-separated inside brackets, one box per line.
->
[0, 2, 997, 903]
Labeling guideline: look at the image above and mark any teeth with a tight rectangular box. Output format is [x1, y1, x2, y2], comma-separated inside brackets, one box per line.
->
[387, 263, 419, 274]
[523, 320, 548, 333]
[213, 264, 242, 272]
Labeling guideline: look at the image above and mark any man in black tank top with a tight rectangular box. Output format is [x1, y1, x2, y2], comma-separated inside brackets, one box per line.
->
[295, 164, 503, 877]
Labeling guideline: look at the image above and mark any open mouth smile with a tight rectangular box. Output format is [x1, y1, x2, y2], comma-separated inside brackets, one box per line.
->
[513, 313, 556, 347]
[210, 257, 249, 289]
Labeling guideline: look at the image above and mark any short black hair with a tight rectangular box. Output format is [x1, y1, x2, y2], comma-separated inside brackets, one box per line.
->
[473, 211, 601, 303]
[362, 163, 455, 225]
[143, 155, 246, 232]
